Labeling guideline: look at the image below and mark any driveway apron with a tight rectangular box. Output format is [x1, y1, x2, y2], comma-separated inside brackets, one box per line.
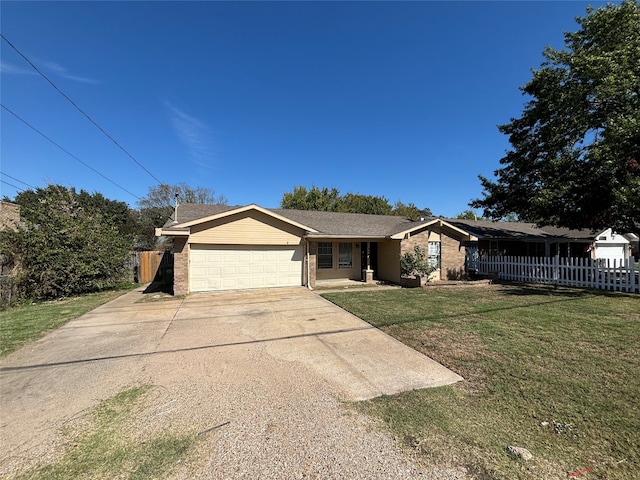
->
[0, 286, 463, 478]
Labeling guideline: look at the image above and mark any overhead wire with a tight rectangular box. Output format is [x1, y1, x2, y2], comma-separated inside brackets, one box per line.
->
[1, 33, 164, 186]
[1, 104, 141, 200]
[1, 173, 35, 189]
[1, 179, 25, 193]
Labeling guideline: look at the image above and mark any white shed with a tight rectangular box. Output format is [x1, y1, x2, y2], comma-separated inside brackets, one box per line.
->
[593, 228, 631, 262]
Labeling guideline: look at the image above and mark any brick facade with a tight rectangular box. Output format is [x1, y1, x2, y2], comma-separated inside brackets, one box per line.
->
[172, 237, 189, 296]
[400, 229, 427, 256]
[440, 231, 466, 280]
[0, 202, 20, 231]
[399, 226, 467, 281]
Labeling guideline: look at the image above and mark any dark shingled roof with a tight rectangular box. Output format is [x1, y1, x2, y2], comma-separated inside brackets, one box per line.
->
[447, 219, 595, 241]
[162, 204, 242, 228]
[162, 203, 432, 237]
[270, 208, 419, 237]
[162, 204, 599, 241]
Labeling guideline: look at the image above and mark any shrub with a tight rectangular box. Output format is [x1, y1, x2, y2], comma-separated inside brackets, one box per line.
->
[400, 245, 438, 280]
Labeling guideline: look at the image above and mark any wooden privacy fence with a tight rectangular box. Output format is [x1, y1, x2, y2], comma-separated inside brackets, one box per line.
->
[136, 251, 174, 283]
[477, 256, 639, 293]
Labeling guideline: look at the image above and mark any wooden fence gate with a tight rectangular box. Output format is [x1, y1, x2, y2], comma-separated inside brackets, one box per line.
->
[137, 251, 173, 283]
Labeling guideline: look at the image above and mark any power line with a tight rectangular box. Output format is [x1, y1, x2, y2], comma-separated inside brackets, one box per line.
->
[1, 179, 24, 193]
[1, 33, 164, 185]
[1, 104, 141, 200]
[1, 173, 35, 189]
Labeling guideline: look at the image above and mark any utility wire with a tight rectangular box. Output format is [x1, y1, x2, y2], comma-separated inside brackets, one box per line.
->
[1, 104, 141, 200]
[1, 179, 24, 193]
[1, 173, 35, 189]
[1, 34, 164, 185]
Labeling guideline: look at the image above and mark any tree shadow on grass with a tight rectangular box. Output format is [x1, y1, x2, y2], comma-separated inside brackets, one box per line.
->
[494, 282, 638, 299]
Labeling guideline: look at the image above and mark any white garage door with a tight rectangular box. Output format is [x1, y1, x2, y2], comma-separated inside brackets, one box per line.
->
[190, 244, 303, 292]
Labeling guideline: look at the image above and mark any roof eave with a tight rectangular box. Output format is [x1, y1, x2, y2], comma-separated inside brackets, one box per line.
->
[155, 227, 190, 237]
[390, 218, 474, 240]
[172, 204, 319, 233]
[305, 233, 390, 240]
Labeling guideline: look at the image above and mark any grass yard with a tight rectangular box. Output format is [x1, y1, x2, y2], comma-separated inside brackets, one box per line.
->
[15, 386, 196, 480]
[0, 284, 137, 358]
[323, 285, 640, 480]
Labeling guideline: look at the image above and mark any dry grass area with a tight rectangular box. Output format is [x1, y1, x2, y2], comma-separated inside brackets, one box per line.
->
[323, 284, 640, 480]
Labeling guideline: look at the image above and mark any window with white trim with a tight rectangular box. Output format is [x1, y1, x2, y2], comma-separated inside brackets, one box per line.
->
[318, 242, 333, 269]
[428, 241, 441, 268]
[338, 242, 353, 269]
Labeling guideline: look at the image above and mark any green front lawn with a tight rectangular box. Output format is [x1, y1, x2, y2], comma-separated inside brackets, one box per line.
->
[323, 285, 640, 480]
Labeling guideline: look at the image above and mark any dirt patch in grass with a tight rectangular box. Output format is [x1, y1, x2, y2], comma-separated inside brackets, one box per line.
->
[15, 385, 196, 480]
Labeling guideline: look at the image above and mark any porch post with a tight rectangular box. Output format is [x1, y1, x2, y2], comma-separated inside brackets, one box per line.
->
[366, 242, 371, 270]
[362, 242, 374, 284]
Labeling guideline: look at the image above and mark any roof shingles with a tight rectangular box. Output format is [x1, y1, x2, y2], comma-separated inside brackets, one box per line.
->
[163, 203, 423, 237]
[161, 204, 597, 241]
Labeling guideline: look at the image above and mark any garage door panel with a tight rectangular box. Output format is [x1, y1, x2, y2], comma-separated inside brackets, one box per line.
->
[190, 245, 302, 292]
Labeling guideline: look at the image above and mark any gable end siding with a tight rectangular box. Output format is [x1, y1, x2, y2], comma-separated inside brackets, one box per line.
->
[189, 211, 303, 246]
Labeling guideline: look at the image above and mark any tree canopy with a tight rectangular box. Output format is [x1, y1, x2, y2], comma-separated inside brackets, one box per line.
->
[2, 185, 133, 300]
[472, 0, 640, 232]
[137, 182, 227, 210]
[455, 209, 482, 220]
[280, 186, 432, 219]
[136, 183, 227, 250]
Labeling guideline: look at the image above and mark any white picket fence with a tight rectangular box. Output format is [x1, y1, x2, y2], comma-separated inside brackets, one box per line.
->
[477, 256, 639, 293]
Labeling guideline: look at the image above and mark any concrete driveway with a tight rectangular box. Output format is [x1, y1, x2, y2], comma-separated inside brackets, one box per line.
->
[0, 286, 463, 478]
[199, 287, 463, 400]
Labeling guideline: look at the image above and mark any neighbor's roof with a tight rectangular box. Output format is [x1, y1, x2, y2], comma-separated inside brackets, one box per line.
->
[447, 219, 595, 241]
[161, 203, 443, 238]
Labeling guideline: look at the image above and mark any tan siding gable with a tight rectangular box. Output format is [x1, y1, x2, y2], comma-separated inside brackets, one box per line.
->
[189, 211, 303, 246]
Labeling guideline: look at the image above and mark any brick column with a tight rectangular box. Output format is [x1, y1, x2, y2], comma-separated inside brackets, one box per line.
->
[308, 241, 317, 288]
[172, 237, 189, 295]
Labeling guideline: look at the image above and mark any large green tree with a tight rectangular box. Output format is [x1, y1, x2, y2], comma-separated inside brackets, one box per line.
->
[1, 185, 133, 300]
[137, 183, 227, 250]
[338, 193, 392, 215]
[280, 185, 432, 218]
[392, 201, 433, 221]
[280, 186, 341, 211]
[472, 0, 640, 232]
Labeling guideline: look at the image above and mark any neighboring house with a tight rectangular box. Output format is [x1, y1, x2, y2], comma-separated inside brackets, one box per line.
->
[447, 219, 633, 273]
[156, 203, 473, 294]
[592, 228, 631, 261]
[0, 201, 21, 231]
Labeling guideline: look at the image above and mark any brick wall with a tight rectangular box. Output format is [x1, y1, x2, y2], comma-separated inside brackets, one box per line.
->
[400, 226, 467, 281]
[441, 231, 466, 280]
[172, 237, 189, 295]
[0, 202, 20, 231]
[400, 230, 427, 256]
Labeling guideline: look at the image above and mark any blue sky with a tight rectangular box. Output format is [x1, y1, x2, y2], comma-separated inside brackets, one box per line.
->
[1, 1, 609, 217]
